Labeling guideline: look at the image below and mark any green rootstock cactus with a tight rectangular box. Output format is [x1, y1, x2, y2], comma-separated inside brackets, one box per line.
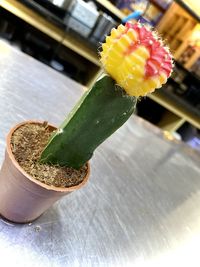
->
[40, 75, 137, 169]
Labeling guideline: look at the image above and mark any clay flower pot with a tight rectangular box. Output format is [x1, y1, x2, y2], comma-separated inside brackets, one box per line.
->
[0, 121, 90, 223]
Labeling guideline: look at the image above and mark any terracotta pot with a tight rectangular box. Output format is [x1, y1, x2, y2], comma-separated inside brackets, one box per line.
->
[0, 121, 90, 223]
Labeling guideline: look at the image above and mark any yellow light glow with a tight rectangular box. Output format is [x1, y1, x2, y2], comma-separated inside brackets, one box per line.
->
[182, 0, 200, 16]
[190, 24, 200, 47]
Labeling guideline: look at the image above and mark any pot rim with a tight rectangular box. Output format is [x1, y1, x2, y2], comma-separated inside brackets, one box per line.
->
[6, 120, 90, 193]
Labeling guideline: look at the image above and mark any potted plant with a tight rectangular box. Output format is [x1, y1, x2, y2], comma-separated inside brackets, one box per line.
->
[0, 22, 173, 223]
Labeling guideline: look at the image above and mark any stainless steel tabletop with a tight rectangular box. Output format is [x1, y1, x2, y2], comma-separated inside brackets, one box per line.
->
[0, 40, 200, 267]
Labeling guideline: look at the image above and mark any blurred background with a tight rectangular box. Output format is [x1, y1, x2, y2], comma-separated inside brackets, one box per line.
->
[0, 0, 199, 151]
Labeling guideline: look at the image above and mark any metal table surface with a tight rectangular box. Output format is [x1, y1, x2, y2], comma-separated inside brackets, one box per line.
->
[0, 40, 200, 267]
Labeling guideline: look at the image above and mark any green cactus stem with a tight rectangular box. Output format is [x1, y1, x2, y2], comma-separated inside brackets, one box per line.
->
[40, 75, 137, 169]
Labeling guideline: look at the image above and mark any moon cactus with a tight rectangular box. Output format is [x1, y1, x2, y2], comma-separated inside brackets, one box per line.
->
[40, 23, 173, 169]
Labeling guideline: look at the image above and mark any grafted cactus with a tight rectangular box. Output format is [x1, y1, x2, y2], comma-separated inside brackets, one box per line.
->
[40, 22, 173, 169]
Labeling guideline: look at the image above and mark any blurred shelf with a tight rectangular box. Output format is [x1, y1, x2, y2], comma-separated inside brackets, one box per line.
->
[149, 90, 200, 130]
[1, 0, 199, 132]
[0, 0, 100, 67]
[95, 0, 125, 20]
[149, 0, 168, 12]
[175, 0, 200, 22]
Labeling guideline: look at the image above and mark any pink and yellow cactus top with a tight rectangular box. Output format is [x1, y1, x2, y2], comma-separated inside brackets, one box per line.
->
[100, 22, 173, 97]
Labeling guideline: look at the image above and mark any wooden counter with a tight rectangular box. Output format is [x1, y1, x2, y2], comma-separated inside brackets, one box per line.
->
[149, 91, 200, 131]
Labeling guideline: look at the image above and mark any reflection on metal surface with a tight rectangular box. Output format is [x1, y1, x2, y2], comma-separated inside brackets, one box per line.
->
[0, 216, 15, 227]
[0, 40, 11, 55]
[0, 40, 200, 266]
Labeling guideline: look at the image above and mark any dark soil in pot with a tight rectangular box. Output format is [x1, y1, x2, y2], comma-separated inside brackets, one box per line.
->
[11, 122, 87, 188]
